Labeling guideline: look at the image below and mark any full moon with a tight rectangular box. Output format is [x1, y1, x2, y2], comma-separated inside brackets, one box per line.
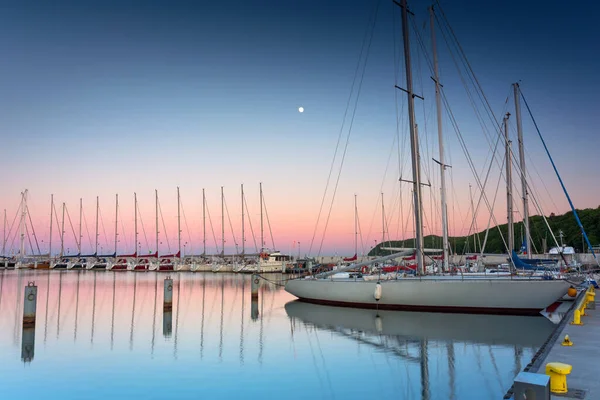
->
[298, 106, 304, 113]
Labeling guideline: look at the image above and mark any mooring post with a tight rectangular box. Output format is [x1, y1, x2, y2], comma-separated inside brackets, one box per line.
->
[23, 281, 37, 328]
[251, 274, 259, 300]
[164, 276, 173, 311]
[163, 309, 172, 338]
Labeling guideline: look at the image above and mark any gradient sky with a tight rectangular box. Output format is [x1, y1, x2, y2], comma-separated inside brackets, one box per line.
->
[1, 0, 599, 256]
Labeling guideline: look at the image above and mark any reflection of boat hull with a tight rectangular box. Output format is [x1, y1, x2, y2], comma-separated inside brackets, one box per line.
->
[284, 301, 555, 347]
[285, 277, 570, 316]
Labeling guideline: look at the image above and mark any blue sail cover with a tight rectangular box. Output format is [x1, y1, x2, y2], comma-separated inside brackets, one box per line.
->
[511, 251, 556, 270]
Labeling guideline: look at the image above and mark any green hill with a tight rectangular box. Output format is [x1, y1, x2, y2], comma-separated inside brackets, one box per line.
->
[368, 206, 600, 256]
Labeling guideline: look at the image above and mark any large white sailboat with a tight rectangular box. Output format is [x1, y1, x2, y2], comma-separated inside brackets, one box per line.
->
[285, 1, 572, 315]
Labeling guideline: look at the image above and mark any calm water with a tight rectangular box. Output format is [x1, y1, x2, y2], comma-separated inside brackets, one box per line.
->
[0, 270, 556, 399]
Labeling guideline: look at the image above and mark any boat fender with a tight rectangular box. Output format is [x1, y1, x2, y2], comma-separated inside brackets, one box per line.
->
[374, 282, 382, 301]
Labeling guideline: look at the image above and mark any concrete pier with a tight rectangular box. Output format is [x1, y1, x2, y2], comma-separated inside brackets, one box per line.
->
[506, 286, 598, 399]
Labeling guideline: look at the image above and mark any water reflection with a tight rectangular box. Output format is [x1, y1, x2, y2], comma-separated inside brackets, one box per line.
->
[0, 270, 555, 400]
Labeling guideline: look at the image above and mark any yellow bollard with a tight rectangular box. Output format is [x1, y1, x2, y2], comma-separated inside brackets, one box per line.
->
[571, 309, 583, 325]
[580, 301, 587, 317]
[545, 362, 572, 394]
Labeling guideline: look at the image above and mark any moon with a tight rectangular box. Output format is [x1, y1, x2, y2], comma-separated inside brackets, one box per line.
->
[298, 106, 304, 113]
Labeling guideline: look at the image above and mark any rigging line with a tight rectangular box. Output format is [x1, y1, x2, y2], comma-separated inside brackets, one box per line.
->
[223, 197, 239, 254]
[520, 89, 598, 263]
[25, 221, 35, 255]
[64, 205, 78, 254]
[205, 201, 219, 254]
[261, 194, 276, 250]
[391, 0, 407, 182]
[439, 89, 511, 255]
[98, 206, 110, 252]
[308, 0, 382, 256]
[119, 208, 130, 252]
[316, 5, 380, 258]
[81, 209, 94, 252]
[243, 196, 258, 253]
[6, 202, 21, 253]
[138, 207, 150, 252]
[157, 197, 171, 253]
[435, 1, 504, 135]
[480, 157, 505, 255]
[25, 204, 41, 255]
[179, 199, 194, 255]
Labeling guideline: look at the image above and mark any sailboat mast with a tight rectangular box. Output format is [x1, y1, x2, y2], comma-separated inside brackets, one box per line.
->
[221, 186, 225, 255]
[504, 113, 514, 257]
[134, 193, 138, 256]
[114, 194, 119, 255]
[381, 193, 385, 247]
[202, 188, 206, 256]
[95, 196, 99, 255]
[241, 184, 245, 255]
[2, 209, 5, 257]
[60, 203, 65, 257]
[429, 6, 449, 271]
[177, 187, 181, 257]
[20, 191, 27, 259]
[49, 195, 54, 259]
[354, 194, 358, 257]
[78, 198, 83, 254]
[155, 190, 159, 255]
[513, 83, 531, 258]
[260, 182, 264, 250]
[400, 0, 425, 274]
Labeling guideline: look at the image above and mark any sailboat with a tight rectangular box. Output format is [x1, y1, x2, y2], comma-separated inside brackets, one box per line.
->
[285, 1, 571, 316]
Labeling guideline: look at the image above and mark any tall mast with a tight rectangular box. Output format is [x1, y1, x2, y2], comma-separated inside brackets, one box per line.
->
[95, 196, 99, 255]
[134, 193, 138, 256]
[513, 83, 531, 258]
[20, 191, 27, 259]
[400, 0, 425, 274]
[260, 182, 264, 250]
[114, 194, 119, 255]
[381, 193, 385, 247]
[49, 195, 54, 259]
[354, 194, 358, 256]
[155, 190, 159, 255]
[221, 186, 225, 255]
[60, 203, 65, 257]
[202, 188, 206, 256]
[78, 198, 83, 254]
[429, 6, 449, 271]
[3, 209, 6, 257]
[177, 187, 181, 257]
[241, 184, 245, 255]
[504, 113, 514, 257]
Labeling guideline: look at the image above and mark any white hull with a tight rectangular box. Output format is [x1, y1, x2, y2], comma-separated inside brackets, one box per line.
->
[285, 276, 571, 315]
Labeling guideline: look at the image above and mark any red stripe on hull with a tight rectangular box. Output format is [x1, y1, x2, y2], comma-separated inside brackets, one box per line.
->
[133, 265, 148, 271]
[297, 297, 542, 316]
[112, 265, 128, 270]
[158, 266, 174, 271]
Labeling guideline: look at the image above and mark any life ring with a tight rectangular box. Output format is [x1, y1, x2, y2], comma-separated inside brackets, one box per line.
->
[253, 278, 259, 285]
[27, 293, 35, 301]
[167, 284, 173, 291]
[361, 266, 369, 274]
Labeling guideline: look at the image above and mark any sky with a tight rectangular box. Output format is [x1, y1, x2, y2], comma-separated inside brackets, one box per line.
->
[1, 0, 599, 256]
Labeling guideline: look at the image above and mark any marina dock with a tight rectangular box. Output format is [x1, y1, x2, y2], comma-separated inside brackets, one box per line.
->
[505, 285, 598, 399]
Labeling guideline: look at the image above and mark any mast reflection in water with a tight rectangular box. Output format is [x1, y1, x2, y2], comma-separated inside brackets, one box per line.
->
[0, 270, 554, 399]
